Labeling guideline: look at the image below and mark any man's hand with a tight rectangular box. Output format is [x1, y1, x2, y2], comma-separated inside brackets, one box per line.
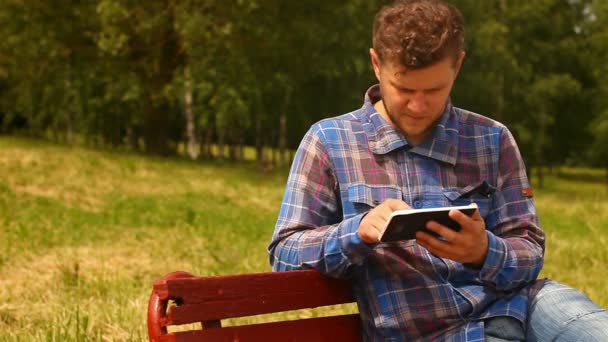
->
[359, 199, 410, 243]
[415, 207, 489, 267]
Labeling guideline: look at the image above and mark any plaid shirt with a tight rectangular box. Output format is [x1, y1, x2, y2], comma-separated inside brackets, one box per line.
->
[269, 85, 545, 341]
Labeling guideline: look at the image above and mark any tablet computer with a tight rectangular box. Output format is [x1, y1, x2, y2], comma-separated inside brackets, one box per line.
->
[379, 203, 478, 242]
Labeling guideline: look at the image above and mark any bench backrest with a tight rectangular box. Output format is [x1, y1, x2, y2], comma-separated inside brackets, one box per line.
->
[147, 270, 361, 341]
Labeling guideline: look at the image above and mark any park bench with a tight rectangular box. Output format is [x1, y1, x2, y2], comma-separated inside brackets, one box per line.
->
[147, 269, 362, 341]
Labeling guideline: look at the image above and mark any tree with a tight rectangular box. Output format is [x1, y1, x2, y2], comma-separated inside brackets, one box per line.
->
[589, 110, 608, 184]
[586, 0, 608, 181]
[0, 0, 605, 172]
[96, 0, 185, 155]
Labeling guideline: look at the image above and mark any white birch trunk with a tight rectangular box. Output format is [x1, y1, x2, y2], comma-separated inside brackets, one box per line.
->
[184, 67, 199, 160]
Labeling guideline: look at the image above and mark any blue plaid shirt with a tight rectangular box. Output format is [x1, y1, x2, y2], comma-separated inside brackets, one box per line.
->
[269, 85, 545, 341]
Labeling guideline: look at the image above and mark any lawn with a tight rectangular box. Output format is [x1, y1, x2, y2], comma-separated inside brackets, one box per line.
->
[0, 136, 606, 341]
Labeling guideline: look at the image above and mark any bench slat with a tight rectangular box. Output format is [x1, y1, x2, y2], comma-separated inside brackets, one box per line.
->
[155, 270, 355, 323]
[148, 270, 362, 341]
[164, 314, 362, 342]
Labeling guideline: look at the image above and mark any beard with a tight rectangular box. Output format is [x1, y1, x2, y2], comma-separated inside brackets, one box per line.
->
[379, 95, 447, 145]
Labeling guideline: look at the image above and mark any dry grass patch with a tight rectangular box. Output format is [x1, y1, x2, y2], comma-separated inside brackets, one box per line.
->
[0, 145, 283, 216]
[0, 229, 213, 340]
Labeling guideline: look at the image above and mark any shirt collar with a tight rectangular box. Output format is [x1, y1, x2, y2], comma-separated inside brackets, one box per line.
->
[361, 84, 459, 165]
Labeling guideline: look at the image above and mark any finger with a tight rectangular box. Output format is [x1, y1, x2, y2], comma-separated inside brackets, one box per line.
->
[368, 208, 392, 229]
[365, 214, 388, 231]
[359, 211, 388, 243]
[471, 205, 483, 221]
[384, 199, 411, 211]
[425, 220, 459, 243]
[373, 200, 405, 226]
[448, 208, 475, 230]
[415, 230, 437, 245]
[366, 204, 392, 222]
[415, 231, 452, 256]
[360, 229, 381, 243]
[359, 219, 384, 243]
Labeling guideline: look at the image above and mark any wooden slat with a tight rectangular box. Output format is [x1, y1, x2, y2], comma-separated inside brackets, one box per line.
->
[167, 314, 362, 342]
[155, 270, 355, 324]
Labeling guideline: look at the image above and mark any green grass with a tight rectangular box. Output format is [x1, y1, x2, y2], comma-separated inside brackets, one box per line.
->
[0, 136, 606, 340]
[533, 167, 608, 302]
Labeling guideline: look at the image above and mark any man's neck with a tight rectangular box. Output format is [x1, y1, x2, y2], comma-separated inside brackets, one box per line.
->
[373, 100, 424, 145]
[373, 100, 388, 122]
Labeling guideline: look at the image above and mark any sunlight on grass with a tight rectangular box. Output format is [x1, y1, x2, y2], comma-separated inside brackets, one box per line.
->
[0, 137, 606, 340]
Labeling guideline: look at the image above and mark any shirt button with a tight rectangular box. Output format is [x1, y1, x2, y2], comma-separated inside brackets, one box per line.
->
[413, 201, 422, 209]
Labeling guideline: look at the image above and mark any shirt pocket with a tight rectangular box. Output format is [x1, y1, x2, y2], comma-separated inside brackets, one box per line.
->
[347, 183, 403, 214]
[442, 180, 495, 218]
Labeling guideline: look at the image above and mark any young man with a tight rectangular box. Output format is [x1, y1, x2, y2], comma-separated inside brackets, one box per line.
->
[269, 0, 608, 340]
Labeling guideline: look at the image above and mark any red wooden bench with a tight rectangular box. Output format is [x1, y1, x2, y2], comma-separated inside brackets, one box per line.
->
[147, 270, 362, 341]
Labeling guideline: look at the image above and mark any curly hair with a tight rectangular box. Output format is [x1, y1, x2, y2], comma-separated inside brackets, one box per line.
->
[372, 0, 465, 68]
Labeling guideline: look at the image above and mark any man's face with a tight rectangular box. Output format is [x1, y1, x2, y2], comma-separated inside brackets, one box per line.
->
[371, 50, 464, 145]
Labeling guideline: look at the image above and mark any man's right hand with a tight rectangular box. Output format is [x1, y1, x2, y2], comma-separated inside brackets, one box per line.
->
[358, 199, 411, 243]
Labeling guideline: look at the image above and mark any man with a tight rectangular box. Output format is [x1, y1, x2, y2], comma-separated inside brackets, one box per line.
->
[269, 0, 608, 340]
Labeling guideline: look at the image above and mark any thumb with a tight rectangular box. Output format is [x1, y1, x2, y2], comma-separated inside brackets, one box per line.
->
[471, 204, 483, 221]
[385, 199, 410, 211]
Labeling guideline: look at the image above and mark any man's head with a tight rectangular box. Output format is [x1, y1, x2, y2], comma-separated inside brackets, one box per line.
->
[370, 0, 466, 145]
[372, 0, 464, 68]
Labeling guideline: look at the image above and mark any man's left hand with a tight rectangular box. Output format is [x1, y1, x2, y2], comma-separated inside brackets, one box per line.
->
[415, 207, 488, 267]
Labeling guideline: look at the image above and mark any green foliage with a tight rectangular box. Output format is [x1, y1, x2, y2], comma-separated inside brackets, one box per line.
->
[451, 0, 602, 169]
[0, 0, 606, 165]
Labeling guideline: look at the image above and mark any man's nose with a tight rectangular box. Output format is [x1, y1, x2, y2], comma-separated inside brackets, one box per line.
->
[407, 92, 427, 114]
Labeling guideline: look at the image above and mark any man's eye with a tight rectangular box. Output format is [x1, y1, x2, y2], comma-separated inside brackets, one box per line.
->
[427, 88, 443, 94]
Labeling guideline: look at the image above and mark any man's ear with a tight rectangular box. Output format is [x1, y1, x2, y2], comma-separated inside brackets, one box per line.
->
[370, 48, 381, 81]
[453, 51, 466, 79]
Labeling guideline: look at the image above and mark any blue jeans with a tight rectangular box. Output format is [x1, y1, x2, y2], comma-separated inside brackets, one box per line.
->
[485, 280, 608, 341]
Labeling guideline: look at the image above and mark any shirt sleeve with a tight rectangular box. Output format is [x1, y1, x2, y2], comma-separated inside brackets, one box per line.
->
[478, 127, 545, 291]
[267, 126, 372, 278]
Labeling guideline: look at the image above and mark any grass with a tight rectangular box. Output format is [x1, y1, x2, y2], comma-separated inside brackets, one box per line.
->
[533, 167, 608, 302]
[0, 136, 606, 341]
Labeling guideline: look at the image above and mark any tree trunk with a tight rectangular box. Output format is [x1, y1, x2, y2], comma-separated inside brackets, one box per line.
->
[134, 1, 184, 156]
[202, 126, 214, 159]
[279, 88, 291, 166]
[28, 82, 43, 137]
[270, 129, 277, 167]
[66, 110, 74, 145]
[217, 127, 225, 161]
[143, 100, 172, 155]
[255, 115, 264, 168]
[78, 56, 90, 147]
[238, 136, 245, 161]
[536, 166, 544, 190]
[64, 73, 74, 145]
[535, 111, 547, 189]
[184, 66, 199, 160]
[279, 114, 287, 166]
[229, 143, 237, 161]
[127, 126, 138, 150]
